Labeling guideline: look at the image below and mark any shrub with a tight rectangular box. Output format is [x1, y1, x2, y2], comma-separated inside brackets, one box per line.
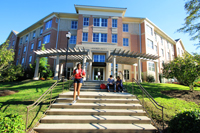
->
[194, 81, 200, 87]
[0, 112, 25, 132]
[168, 110, 200, 133]
[146, 75, 155, 83]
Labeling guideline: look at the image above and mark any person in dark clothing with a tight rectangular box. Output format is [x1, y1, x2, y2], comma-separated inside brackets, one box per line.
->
[107, 75, 116, 92]
[116, 76, 123, 92]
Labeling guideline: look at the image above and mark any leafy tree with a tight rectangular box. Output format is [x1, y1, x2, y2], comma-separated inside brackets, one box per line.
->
[177, 0, 200, 49]
[0, 41, 23, 82]
[162, 53, 200, 91]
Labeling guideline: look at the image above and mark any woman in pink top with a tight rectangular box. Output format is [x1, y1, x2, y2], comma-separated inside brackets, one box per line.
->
[72, 63, 86, 104]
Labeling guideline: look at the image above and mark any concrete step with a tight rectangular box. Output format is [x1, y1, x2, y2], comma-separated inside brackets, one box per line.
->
[46, 109, 147, 116]
[56, 98, 140, 104]
[34, 123, 156, 133]
[59, 92, 136, 99]
[70, 88, 108, 92]
[40, 115, 151, 124]
[51, 103, 143, 109]
[71, 86, 100, 89]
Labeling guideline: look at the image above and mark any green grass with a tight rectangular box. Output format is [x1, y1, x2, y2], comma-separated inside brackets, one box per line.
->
[0, 79, 73, 130]
[124, 82, 200, 123]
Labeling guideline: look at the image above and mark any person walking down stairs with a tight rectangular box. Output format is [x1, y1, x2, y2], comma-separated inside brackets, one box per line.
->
[72, 63, 86, 104]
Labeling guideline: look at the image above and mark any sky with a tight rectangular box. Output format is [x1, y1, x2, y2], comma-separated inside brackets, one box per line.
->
[0, 0, 199, 54]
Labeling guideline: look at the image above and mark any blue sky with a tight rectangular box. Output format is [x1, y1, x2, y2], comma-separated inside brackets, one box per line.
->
[0, 0, 199, 53]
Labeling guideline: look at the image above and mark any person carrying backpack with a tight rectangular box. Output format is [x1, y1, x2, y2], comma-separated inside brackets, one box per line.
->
[72, 63, 86, 104]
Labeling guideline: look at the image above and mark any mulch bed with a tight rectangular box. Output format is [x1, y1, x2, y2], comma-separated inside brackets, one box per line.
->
[0, 90, 18, 96]
[161, 90, 200, 105]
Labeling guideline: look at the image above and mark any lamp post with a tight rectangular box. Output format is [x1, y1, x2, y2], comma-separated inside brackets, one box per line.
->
[65, 32, 71, 79]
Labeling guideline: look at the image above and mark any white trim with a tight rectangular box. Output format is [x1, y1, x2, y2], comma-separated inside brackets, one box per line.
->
[44, 14, 57, 22]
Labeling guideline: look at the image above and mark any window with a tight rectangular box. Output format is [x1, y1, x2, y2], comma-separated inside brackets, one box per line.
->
[155, 45, 157, 53]
[148, 62, 155, 71]
[12, 40, 15, 46]
[123, 24, 128, 32]
[101, 33, 107, 42]
[33, 31, 36, 39]
[43, 34, 51, 44]
[112, 34, 117, 43]
[83, 18, 89, 26]
[38, 40, 41, 49]
[171, 44, 174, 52]
[23, 46, 26, 53]
[147, 39, 154, 49]
[167, 42, 169, 49]
[93, 55, 105, 62]
[162, 61, 164, 67]
[124, 70, 129, 80]
[25, 35, 28, 42]
[172, 55, 175, 60]
[45, 19, 52, 30]
[20, 38, 23, 44]
[9, 42, 11, 47]
[16, 59, 19, 65]
[18, 48, 21, 55]
[71, 21, 78, 29]
[82, 33, 88, 41]
[167, 52, 170, 60]
[123, 38, 129, 46]
[29, 56, 32, 64]
[101, 18, 107, 27]
[93, 18, 100, 26]
[154, 33, 157, 41]
[70, 35, 77, 44]
[93, 33, 99, 42]
[161, 49, 164, 57]
[161, 37, 163, 45]
[31, 43, 34, 51]
[111, 64, 118, 77]
[147, 25, 153, 35]
[112, 19, 117, 28]
[40, 27, 43, 35]
[178, 48, 180, 55]
[21, 58, 25, 65]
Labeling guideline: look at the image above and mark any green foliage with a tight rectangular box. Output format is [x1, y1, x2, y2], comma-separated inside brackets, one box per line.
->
[146, 75, 155, 83]
[177, 0, 200, 49]
[0, 41, 24, 82]
[168, 110, 200, 133]
[162, 53, 200, 91]
[0, 112, 25, 133]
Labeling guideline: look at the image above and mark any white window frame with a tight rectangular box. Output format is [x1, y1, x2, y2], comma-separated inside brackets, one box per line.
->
[112, 19, 117, 28]
[146, 25, 153, 35]
[161, 49, 164, 57]
[155, 45, 157, 53]
[70, 35, 77, 44]
[30, 43, 34, 51]
[147, 39, 154, 49]
[124, 69, 129, 80]
[93, 55, 105, 62]
[83, 17, 89, 26]
[101, 18, 107, 27]
[71, 21, 78, 29]
[93, 33, 107, 42]
[82, 33, 88, 42]
[43, 34, 51, 44]
[148, 62, 155, 71]
[112, 34, 117, 43]
[45, 19, 52, 30]
[123, 24, 128, 32]
[123, 38, 129, 46]
[101, 33, 107, 42]
[167, 52, 170, 60]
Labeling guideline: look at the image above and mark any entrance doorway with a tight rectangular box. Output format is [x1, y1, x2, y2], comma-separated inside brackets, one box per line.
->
[93, 67, 105, 81]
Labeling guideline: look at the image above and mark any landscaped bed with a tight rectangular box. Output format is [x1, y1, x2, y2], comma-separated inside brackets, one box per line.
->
[0, 79, 73, 131]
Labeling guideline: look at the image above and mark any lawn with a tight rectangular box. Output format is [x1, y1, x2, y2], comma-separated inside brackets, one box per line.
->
[0, 79, 73, 130]
[124, 82, 200, 128]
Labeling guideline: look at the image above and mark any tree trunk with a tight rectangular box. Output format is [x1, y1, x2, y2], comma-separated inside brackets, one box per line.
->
[189, 84, 193, 92]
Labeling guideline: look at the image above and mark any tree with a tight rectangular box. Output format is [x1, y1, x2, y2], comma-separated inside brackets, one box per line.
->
[162, 53, 200, 91]
[0, 41, 23, 82]
[177, 0, 200, 49]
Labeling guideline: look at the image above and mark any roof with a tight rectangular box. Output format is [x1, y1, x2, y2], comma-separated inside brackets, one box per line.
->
[175, 38, 185, 51]
[175, 38, 181, 42]
[6, 30, 19, 41]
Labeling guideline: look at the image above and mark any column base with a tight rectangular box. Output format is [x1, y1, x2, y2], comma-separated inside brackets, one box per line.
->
[53, 77, 59, 80]
[33, 77, 39, 80]
[138, 79, 142, 83]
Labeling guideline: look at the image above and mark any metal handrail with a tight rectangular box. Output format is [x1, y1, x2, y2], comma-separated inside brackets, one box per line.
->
[132, 78, 165, 133]
[25, 81, 58, 132]
[62, 75, 74, 93]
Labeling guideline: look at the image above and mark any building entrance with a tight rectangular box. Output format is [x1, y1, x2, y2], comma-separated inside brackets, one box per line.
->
[93, 67, 105, 81]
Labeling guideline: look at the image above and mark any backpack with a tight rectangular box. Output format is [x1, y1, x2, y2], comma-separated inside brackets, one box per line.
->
[100, 84, 106, 89]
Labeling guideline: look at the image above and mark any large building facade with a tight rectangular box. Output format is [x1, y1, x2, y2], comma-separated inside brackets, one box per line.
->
[6, 5, 185, 82]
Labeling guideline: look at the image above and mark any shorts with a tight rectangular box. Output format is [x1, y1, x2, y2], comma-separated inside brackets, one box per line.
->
[74, 78, 83, 83]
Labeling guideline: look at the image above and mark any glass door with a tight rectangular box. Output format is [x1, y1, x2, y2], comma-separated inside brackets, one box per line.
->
[93, 67, 105, 81]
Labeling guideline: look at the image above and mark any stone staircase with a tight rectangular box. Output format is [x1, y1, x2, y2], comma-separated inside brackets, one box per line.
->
[34, 81, 157, 133]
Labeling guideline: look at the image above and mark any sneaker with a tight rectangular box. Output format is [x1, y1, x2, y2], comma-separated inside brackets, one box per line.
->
[122, 91, 124, 93]
[76, 96, 80, 100]
[71, 100, 76, 105]
[114, 90, 116, 93]
[118, 91, 120, 93]
[108, 90, 110, 92]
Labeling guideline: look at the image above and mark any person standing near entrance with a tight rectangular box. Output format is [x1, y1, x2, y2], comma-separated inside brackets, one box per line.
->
[98, 71, 101, 81]
[107, 75, 116, 92]
[72, 63, 86, 104]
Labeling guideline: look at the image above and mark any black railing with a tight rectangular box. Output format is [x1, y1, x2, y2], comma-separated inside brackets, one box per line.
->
[132, 78, 165, 133]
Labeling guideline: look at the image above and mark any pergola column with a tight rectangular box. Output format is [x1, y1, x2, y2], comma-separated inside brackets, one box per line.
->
[137, 58, 142, 83]
[33, 57, 40, 80]
[82, 54, 86, 81]
[155, 61, 159, 83]
[88, 62, 92, 80]
[122, 64, 125, 82]
[133, 64, 137, 80]
[59, 63, 63, 80]
[53, 55, 60, 80]
[112, 55, 116, 79]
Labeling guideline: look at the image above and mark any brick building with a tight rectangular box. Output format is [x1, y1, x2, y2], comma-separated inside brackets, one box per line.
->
[6, 5, 186, 82]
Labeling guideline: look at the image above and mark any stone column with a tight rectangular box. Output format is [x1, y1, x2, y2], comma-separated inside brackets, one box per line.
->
[155, 61, 159, 83]
[82, 54, 86, 81]
[53, 55, 60, 80]
[59, 63, 63, 80]
[122, 64, 125, 82]
[137, 58, 142, 83]
[88, 62, 92, 80]
[133, 64, 137, 80]
[112, 56, 116, 79]
[33, 57, 40, 80]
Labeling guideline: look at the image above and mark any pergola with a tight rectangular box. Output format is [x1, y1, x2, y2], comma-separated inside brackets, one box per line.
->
[106, 49, 160, 83]
[33, 47, 92, 80]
